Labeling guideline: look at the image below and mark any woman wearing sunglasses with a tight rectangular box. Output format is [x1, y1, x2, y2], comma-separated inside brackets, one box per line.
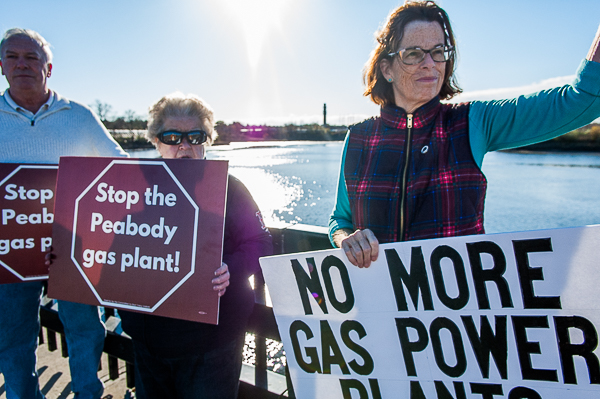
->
[329, 0, 600, 268]
[119, 92, 273, 399]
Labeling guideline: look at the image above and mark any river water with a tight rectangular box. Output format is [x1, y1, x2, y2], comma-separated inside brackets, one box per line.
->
[132, 141, 600, 235]
[131, 142, 600, 374]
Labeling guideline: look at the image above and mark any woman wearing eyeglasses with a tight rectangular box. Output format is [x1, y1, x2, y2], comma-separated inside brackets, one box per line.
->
[119, 92, 273, 399]
[329, 0, 600, 268]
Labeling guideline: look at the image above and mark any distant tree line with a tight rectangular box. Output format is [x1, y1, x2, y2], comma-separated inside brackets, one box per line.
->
[90, 99, 600, 151]
[90, 100, 151, 149]
[91, 100, 147, 130]
[90, 100, 349, 149]
[213, 122, 347, 144]
[517, 123, 600, 152]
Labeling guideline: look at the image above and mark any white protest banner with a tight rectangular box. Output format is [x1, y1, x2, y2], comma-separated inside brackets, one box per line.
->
[260, 225, 600, 398]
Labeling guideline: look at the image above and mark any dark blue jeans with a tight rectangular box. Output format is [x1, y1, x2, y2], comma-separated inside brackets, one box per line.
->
[132, 334, 245, 399]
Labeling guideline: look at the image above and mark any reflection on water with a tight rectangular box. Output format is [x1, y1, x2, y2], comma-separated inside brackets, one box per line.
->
[130, 143, 600, 234]
[206, 141, 341, 225]
[224, 167, 304, 225]
[129, 143, 600, 376]
[130, 141, 341, 227]
[482, 151, 600, 233]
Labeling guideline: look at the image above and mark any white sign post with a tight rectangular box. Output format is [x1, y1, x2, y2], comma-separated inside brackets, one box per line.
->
[260, 225, 600, 399]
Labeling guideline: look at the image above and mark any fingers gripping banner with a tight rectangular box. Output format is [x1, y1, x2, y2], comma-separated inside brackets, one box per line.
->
[260, 225, 600, 399]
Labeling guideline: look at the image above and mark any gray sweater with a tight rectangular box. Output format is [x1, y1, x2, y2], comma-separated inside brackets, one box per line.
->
[0, 90, 127, 163]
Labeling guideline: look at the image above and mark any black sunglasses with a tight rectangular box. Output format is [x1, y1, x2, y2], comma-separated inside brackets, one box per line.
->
[157, 130, 208, 146]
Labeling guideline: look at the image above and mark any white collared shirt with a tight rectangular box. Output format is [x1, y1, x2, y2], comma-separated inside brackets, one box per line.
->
[3, 90, 55, 123]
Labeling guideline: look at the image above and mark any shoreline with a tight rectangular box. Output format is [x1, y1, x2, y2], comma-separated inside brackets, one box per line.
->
[507, 141, 600, 154]
[114, 136, 600, 153]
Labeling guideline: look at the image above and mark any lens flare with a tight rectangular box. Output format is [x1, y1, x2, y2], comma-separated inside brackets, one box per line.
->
[221, 0, 292, 69]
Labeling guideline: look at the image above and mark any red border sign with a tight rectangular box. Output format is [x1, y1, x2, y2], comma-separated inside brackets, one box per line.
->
[48, 157, 228, 324]
[0, 163, 58, 284]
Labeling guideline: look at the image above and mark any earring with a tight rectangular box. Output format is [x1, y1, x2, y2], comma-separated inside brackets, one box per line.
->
[388, 78, 393, 83]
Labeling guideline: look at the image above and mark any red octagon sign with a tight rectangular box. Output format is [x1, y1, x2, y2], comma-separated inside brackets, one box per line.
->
[71, 160, 199, 311]
[0, 164, 57, 283]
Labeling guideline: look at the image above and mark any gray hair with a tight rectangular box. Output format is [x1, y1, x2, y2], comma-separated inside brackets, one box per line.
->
[0, 28, 53, 63]
[147, 92, 217, 146]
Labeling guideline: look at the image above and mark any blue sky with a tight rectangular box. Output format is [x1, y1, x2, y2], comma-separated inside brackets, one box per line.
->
[2, 0, 599, 125]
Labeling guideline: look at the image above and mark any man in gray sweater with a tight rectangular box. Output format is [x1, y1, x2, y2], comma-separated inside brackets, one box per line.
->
[0, 28, 127, 399]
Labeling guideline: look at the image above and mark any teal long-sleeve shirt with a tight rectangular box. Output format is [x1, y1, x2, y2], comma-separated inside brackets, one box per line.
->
[328, 59, 600, 245]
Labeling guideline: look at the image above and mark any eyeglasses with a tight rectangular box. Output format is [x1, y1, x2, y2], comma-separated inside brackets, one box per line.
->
[156, 130, 208, 146]
[388, 45, 454, 65]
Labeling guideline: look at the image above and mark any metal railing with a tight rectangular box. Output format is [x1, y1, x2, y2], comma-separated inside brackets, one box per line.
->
[39, 224, 332, 399]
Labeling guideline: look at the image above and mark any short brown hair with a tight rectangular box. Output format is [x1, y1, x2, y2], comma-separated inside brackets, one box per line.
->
[363, 1, 461, 106]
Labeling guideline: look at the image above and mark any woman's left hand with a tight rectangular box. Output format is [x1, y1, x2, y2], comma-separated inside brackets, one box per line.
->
[44, 247, 55, 266]
[212, 262, 230, 297]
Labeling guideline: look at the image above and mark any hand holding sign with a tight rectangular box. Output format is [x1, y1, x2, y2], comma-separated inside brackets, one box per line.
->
[212, 262, 230, 297]
[336, 228, 380, 269]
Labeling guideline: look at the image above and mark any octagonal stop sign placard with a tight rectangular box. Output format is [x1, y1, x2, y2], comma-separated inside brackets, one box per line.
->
[0, 164, 58, 284]
[48, 157, 228, 324]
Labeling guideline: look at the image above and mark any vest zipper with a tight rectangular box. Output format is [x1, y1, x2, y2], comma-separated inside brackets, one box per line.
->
[399, 113, 413, 241]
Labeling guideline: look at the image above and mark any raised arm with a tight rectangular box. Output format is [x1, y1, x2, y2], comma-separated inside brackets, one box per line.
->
[468, 22, 600, 166]
[587, 23, 600, 63]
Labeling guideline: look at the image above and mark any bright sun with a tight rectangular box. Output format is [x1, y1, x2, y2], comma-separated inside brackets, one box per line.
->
[221, 0, 292, 69]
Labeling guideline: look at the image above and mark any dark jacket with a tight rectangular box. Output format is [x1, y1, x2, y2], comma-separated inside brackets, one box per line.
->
[345, 98, 486, 243]
[120, 175, 273, 358]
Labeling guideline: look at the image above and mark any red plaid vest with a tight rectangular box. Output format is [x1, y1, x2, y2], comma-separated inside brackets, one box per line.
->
[344, 97, 487, 243]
